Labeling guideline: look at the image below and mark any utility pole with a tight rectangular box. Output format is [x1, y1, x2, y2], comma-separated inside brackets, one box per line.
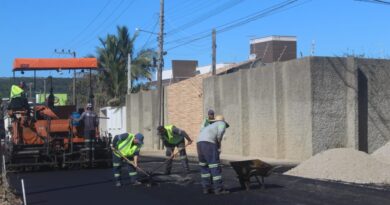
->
[127, 53, 132, 94]
[28, 83, 33, 101]
[157, 0, 165, 127]
[212, 28, 216, 75]
[72, 51, 77, 106]
[43, 79, 46, 102]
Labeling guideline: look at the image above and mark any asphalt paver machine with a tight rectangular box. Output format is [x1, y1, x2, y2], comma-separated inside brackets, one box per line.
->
[3, 58, 112, 171]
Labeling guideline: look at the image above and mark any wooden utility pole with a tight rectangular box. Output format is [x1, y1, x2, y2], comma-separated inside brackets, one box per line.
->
[72, 51, 77, 106]
[43, 79, 46, 102]
[212, 29, 216, 75]
[157, 0, 165, 126]
[127, 53, 132, 94]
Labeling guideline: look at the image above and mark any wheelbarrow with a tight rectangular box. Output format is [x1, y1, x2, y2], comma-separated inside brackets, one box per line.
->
[230, 159, 275, 190]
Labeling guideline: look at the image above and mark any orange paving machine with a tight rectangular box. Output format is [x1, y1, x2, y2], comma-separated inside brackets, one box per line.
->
[3, 58, 112, 171]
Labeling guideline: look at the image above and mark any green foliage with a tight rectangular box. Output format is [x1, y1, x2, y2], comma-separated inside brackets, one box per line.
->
[0, 77, 72, 99]
[96, 26, 156, 106]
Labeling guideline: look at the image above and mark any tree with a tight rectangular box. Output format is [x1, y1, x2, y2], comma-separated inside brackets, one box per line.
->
[97, 26, 156, 106]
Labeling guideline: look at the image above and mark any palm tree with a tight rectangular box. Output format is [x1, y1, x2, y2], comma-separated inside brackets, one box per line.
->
[97, 26, 156, 106]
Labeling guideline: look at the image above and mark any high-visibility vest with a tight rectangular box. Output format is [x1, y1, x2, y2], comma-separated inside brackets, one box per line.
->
[115, 133, 142, 157]
[165, 125, 182, 145]
[10, 85, 24, 99]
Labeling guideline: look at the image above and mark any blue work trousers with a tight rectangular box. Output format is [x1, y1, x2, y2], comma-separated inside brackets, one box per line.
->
[112, 153, 137, 183]
[196, 141, 223, 191]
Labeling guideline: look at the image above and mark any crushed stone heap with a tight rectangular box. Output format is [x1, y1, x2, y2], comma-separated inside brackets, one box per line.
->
[371, 142, 390, 165]
[284, 148, 390, 185]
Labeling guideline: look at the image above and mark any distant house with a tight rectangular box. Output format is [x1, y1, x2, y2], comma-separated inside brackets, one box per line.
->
[150, 60, 233, 87]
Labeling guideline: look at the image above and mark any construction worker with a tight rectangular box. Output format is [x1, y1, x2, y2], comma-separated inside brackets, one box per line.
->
[197, 115, 230, 195]
[111, 133, 144, 187]
[157, 125, 193, 175]
[8, 81, 29, 112]
[8, 82, 30, 128]
[73, 103, 99, 166]
[200, 109, 215, 130]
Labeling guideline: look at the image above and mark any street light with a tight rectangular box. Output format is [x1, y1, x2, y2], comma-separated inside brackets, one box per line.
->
[135, 27, 165, 35]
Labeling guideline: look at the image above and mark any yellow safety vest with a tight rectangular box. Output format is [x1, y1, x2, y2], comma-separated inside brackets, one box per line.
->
[115, 133, 142, 157]
[10, 85, 24, 99]
[165, 125, 182, 145]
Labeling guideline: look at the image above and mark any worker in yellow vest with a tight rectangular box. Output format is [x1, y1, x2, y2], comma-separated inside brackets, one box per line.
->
[111, 133, 144, 187]
[8, 81, 29, 112]
[157, 125, 193, 175]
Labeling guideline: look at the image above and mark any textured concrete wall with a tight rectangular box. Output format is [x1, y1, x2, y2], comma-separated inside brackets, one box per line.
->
[204, 56, 390, 161]
[125, 57, 390, 159]
[204, 58, 313, 160]
[310, 57, 390, 154]
[126, 90, 164, 151]
[356, 58, 390, 153]
[310, 57, 350, 154]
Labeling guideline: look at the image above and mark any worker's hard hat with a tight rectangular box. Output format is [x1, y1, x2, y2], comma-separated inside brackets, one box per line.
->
[87, 103, 93, 108]
[213, 115, 224, 122]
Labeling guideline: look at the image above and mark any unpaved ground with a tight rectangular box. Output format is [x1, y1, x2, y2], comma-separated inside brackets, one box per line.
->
[0, 178, 22, 205]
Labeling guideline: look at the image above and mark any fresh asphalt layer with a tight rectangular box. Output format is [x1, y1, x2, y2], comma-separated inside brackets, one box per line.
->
[7, 157, 390, 205]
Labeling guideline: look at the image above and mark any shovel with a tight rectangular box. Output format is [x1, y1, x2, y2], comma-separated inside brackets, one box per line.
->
[149, 143, 191, 175]
[111, 147, 154, 187]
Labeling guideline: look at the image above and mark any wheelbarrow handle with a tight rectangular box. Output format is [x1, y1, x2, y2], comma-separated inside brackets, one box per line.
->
[111, 147, 151, 177]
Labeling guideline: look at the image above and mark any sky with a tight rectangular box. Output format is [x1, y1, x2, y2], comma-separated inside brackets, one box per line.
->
[1, 0, 390, 78]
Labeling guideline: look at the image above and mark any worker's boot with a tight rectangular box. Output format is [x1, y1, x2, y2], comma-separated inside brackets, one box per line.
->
[131, 181, 142, 186]
[202, 188, 212, 194]
[214, 188, 230, 195]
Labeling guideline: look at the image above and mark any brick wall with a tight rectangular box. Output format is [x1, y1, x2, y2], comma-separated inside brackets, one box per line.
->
[165, 64, 240, 153]
[166, 75, 204, 153]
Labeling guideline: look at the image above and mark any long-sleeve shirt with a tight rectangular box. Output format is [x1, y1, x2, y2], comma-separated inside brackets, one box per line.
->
[197, 121, 227, 145]
[78, 110, 99, 131]
[161, 126, 192, 145]
[112, 133, 140, 156]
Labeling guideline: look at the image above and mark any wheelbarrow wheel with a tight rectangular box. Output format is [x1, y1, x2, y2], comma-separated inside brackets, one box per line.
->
[238, 177, 250, 191]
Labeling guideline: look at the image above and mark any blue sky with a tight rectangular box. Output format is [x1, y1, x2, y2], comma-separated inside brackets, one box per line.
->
[1, 0, 390, 77]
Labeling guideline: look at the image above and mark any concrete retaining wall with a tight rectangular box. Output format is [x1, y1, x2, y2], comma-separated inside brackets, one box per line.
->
[204, 58, 313, 160]
[126, 90, 166, 151]
[124, 56, 390, 161]
[204, 57, 390, 161]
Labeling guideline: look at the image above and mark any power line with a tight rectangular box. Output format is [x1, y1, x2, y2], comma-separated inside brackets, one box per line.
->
[64, 0, 112, 48]
[166, 0, 302, 51]
[70, 0, 126, 48]
[164, 0, 297, 46]
[166, 0, 245, 35]
[217, 0, 299, 33]
[355, 0, 390, 5]
[77, 0, 136, 49]
[166, 0, 215, 19]
[139, 18, 159, 51]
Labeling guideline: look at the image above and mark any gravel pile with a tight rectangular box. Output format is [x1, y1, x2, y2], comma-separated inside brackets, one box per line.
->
[0, 179, 22, 205]
[284, 148, 390, 185]
[371, 142, 390, 165]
